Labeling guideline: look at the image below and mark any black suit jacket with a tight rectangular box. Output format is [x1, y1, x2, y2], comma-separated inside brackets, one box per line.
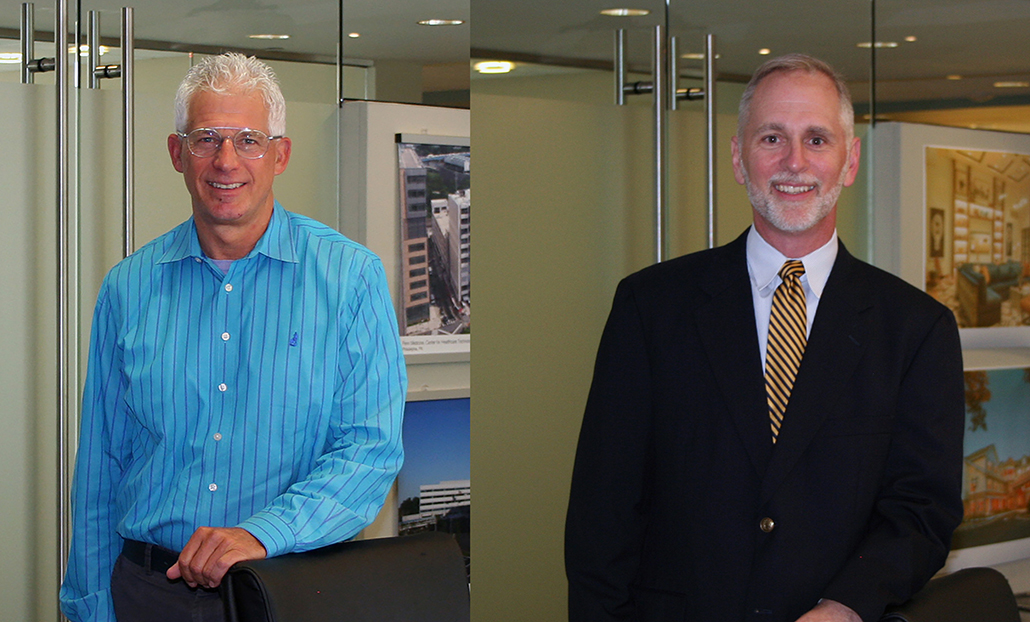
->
[565, 230, 965, 622]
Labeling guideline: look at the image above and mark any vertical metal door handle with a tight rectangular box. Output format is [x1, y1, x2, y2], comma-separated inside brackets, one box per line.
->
[705, 34, 717, 249]
[123, 7, 135, 257]
[20, 3, 34, 84]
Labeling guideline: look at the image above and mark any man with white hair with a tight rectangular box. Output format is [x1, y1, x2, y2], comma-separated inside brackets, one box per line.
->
[61, 53, 406, 622]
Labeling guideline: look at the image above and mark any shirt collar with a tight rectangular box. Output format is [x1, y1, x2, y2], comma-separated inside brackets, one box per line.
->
[158, 201, 298, 265]
[746, 226, 838, 298]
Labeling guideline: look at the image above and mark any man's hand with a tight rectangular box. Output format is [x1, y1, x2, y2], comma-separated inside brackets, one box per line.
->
[166, 526, 267, 589]
[795, 599, 863, 622]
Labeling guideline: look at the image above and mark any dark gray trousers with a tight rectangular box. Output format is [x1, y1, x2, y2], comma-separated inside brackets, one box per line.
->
[110, 545, 226, 622]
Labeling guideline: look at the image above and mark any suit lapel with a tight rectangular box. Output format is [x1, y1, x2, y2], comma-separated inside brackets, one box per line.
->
[695, 233, 773, 477]
[759, 244, 873, 503]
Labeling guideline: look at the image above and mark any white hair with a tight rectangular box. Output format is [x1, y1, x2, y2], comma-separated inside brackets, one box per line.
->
[173, 52, 286, 135]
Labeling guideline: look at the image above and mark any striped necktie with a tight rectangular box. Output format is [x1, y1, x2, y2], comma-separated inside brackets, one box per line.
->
[766, 260, 807, 443]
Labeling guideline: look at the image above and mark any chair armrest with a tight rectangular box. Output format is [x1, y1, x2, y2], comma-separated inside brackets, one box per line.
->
[879, 567, 1020, 622]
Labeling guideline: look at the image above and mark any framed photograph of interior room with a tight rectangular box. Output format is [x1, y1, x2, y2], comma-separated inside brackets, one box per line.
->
[942, 365, 1030, 572]
[872, 123, 1030, 353]
[395, 134, 470, 357]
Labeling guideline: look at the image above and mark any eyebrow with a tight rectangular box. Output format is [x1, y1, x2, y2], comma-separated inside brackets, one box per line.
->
[753, 122, 838, 138]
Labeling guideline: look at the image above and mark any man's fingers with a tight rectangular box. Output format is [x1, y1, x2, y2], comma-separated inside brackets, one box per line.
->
[165, 527, 266, 589]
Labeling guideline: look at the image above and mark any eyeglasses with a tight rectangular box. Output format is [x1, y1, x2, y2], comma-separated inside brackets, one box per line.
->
[176, 127, 283, 160]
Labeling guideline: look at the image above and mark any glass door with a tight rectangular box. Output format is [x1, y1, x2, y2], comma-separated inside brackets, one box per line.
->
[0, 0, 469, 618]
[471, 2, 874, 621]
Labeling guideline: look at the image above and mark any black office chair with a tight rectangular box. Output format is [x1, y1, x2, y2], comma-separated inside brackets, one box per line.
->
[221, 531, 469, 622]
[880, 567, 1021, 622]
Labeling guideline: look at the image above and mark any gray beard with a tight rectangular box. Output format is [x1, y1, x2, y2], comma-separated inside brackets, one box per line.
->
[742, 165, 847, 233]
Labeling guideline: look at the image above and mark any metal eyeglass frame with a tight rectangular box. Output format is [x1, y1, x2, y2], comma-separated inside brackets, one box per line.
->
[175, 126, 284, 160]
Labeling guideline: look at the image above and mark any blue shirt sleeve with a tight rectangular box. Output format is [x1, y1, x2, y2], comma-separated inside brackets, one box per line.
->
[238, 255, 407, 555]
[59, 283, 126, 622]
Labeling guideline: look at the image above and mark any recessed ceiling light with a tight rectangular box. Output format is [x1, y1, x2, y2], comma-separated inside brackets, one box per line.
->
[249, 34, 290, 40]
[946, 75, 963, 80]
[0, 52, 21, 64]
[995, 81, 1030, 88]
[905, 35, 917, 42]
[348, 32, 360, 38]
[474, 61, 515, 74]
[679, 52, 720, 60]
[758, 48, 771, 55]
[600, 8, 651, 16]
[418, 19, 464, 26]
[856, 41, 899, 48]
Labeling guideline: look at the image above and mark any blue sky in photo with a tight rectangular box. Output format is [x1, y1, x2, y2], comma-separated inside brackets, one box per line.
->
[965, 368, 1030, 461]
[397, 397, 471, 503]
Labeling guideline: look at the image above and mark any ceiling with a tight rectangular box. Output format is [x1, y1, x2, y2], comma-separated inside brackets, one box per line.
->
[0, 0, 469, 79]
[470, 0, 1030, 112]
[2, 0, 1029, 112]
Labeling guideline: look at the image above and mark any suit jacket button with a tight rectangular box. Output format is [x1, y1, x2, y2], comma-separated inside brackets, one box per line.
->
[760, 517, 775, 533]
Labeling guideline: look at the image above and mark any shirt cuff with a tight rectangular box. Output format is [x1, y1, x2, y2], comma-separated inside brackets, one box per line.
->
[237, 512, 297, 558]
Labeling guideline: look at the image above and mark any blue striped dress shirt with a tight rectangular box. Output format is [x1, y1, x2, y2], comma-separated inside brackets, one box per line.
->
[60, 203, 407, 622]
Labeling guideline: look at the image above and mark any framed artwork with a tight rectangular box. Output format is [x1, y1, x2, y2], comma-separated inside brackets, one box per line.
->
[872, 123, 1030, 347]
[944, 366, 1030, 571]
[970, 172, 994, 206]
[395, 134, 470, 357]
[397, 395, 470, 577]
[929, 207, 945, 259]
[954, 162, 970, 197]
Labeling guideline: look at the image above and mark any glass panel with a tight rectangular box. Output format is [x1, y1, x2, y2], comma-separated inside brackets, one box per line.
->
[668, 0, 874, 256]
[874, 0, 1030, 133]
[0, 77, 59, 622]
[472, 1, 663, 620]
[0, 0, 471, 618]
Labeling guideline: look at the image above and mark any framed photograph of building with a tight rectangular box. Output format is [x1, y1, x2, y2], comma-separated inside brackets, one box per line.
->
[396, 395, 470, 578]
[395, 134, 470, 356]
[944, 365, 1030, 572]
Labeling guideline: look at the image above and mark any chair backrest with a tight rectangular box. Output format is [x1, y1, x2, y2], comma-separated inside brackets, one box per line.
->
[222, 532, 470, 622]
[880, 567, 1020, 622]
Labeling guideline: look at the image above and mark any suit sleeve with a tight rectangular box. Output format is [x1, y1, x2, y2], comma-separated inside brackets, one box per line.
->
[566, 278, 654, 622]
[820, 306, 965, 622]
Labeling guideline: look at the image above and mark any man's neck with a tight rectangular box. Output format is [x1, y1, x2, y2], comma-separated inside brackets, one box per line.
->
[752, 213, 836, 259]
[196, 213, 272, 260]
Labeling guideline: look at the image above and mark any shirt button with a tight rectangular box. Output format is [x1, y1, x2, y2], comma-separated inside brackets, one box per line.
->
[194, 257, 202, 263]
[221, 332, 231, 341]
[225, 283, 233, 292]
[218, 383, 227, 392]
[759, 517, 775, 533]
[213, 432, 223, 441]
[209, 483, 218, 492]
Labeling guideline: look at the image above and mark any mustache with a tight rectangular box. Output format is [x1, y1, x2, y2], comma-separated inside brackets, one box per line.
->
[767, 175, 819, 187]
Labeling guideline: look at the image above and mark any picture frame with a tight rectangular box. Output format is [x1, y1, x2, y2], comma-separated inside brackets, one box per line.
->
[396, 392, 470, 577]
[395, 133, 471, 358]
[872, 123, 1030, 345]
[943, 365, 1030, 572]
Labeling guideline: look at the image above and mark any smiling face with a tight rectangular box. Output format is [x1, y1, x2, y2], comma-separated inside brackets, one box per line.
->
[167, 89, 291, 253]
[731, 69, 860, 253]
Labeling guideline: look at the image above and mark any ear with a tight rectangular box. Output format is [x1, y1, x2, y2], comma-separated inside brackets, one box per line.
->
[273, 136, 292, 175]
[168, 133, 186, 173]
[731, 135, 746, 185]
[842, 136, 862, 187]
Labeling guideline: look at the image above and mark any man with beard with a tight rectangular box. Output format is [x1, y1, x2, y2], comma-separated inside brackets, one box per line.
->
[565, 54, 964, 622]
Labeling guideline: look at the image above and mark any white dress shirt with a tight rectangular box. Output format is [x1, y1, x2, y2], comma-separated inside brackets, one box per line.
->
[746, 226, 839, 369]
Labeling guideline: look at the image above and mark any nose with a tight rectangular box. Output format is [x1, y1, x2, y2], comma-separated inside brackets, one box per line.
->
[211, 135, 241, 168]
[782, 139, 808, 173]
